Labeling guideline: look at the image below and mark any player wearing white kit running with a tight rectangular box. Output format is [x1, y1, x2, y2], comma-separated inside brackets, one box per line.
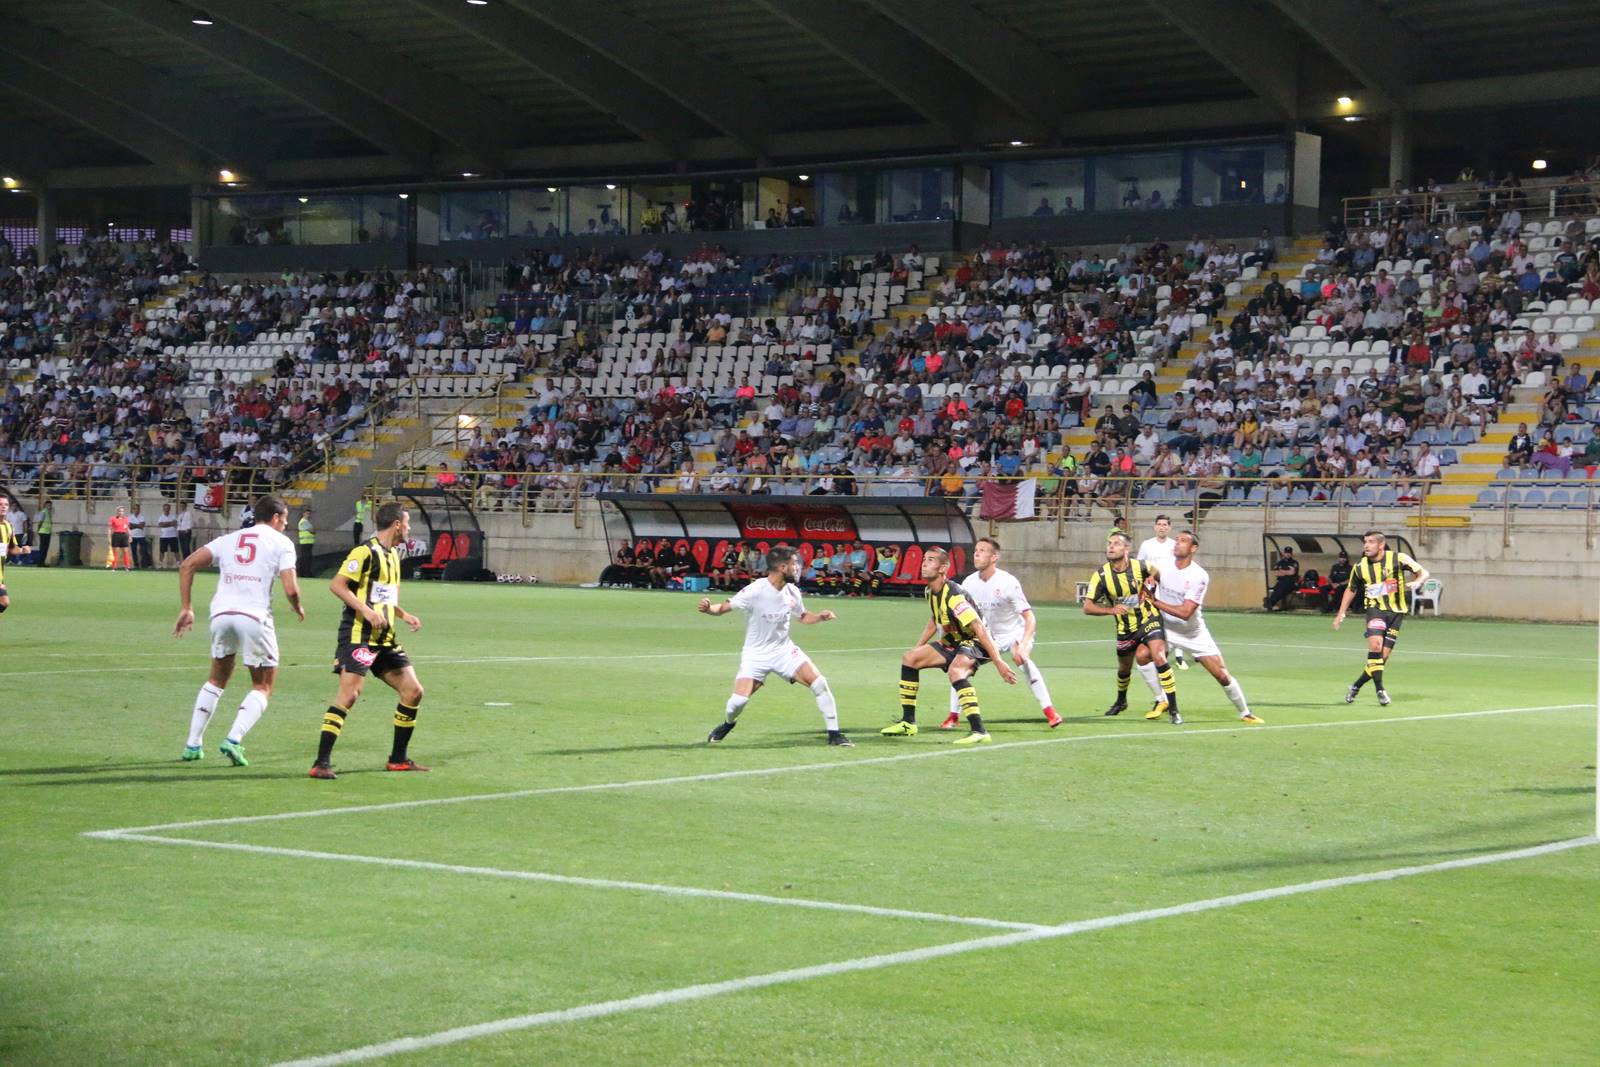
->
[1136, 514, 1186, 674]
[940, 536, 1061, 729]
[173, 494, 304, 765]
[698, 545, 853, 746]
[1141, 529, 1261, 723]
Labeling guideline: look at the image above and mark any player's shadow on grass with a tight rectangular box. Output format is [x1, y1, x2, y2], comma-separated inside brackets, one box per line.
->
[16, 766, 388, 786]
[1505, 785, 1590, 796]
[0, 762, 174, 777]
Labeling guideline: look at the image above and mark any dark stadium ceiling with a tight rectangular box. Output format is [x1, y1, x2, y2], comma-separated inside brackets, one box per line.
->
[0, 0, 1598, 189]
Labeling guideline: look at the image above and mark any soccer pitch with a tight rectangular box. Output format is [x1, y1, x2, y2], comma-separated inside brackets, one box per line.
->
[1, 570, 1595, 1066]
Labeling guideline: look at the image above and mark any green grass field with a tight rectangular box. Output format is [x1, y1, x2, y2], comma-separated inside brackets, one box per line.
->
[1, 568, 1595, 1066]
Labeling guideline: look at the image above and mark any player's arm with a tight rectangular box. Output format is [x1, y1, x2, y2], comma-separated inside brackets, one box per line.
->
[1398, 552, 1430, 590]
[1014, 607, 1037, 660]
[798, 610, 835, 624]
[1081, 576, 1127, 616]
[173, 545, 214, 636]
[1149, 591, 1199, 620]
[1333, 570, 1362, 629]
[916, 617, 937, 644]
[330, 552, 385, 630]
[280, 569, 306, 622]
[396, 605, 422, 632]
[698, 597, 734, 616]
[969, 617, 1018, 684]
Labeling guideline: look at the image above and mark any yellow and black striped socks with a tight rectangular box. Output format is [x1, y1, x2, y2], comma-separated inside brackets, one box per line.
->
[316, 704, 348, 764]
[951, 677, 984, 734]
[1366, 656, 1385, 693]
[1115, 669, 1131, 704]
[1154, 660, 1179, 713]
[391, 702, 419, 762]
[898, 665, 920, 724]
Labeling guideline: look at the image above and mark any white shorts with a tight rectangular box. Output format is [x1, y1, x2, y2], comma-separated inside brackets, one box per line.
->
[209, 612, 280, 668]
[989, 628, 1026, 655]
[1161, 622, 1221, 659]
[737, 642, 812, 684]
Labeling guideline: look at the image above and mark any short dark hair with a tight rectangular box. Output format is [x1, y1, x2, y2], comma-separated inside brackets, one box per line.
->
[375, 501, 406, 529]
[1364, 529, 1386, 541]
[976, 535, 1001, 552]
[766, 546, 796, 569]
[924, 546, 951, 567]
[1181, 529, 1199, 546]
[255, 495, 288, 522]
[1154, 513, 1171, 522]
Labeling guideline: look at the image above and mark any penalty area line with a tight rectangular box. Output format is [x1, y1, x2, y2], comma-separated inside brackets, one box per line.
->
[83, 703, 1591, 837]
[270, 835, 1599, 1066]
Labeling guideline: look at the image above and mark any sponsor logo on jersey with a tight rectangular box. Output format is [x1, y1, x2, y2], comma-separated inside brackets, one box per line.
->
[351, 646, 378, 666]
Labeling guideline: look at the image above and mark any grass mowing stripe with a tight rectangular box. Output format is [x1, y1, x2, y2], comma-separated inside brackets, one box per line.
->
[85, 703, 1591, 836]
[96, 833, 1046, 931]
[270, 835, 1600, 1067]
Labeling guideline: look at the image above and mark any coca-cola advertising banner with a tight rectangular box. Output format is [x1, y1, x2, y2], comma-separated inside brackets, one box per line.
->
[599, 493, 975, 588]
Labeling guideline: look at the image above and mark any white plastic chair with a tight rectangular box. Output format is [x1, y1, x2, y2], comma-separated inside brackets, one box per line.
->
[1411, 577, 1443, 616]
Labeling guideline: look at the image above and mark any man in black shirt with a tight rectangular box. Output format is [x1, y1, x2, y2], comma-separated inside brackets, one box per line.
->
[1263, 547, 1300, 611]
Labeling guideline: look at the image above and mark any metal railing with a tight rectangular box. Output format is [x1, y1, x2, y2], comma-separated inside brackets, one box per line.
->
[1342, 176, 1600, 229]
[360, 468, 1598, 547]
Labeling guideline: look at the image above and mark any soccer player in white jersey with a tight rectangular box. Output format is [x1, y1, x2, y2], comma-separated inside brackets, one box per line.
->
[697, 545, 853, 746]
[939, 536, 1061, 729]
[1142, 530, 1262, 724]
[1136, 514, 1186, 672]
[173, 494, 304, 765]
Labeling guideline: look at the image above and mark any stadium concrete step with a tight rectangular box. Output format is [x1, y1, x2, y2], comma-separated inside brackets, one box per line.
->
[1480, 430, 1513, 444]
[1442, 466, 1501, 483]
[1424, 492, 1480, 507]
[344, 446, 375, 459]
[1460, 450, 1504, 465]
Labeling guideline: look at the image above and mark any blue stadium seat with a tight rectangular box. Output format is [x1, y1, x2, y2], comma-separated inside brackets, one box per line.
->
[1472, 488, 1501, 508]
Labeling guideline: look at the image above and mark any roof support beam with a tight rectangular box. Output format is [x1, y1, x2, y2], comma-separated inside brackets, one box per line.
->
[97, 0, 439, 172]
[0, 62, 215, 182]
[1143, 0, 1301, 119]
[862, 0, 1090, 139]
[502, 0, 774, 156]
[754, 0, 980, 143]
[194, 0, 520, 170]
[403, 0, 700, 159]
[0, 17, 289, 172]
[1265, 0, 1420, 109]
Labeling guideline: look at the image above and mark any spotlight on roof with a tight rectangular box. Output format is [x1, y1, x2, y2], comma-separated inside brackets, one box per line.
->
[1532, 158, 1548, 171]
[546, 186, 558, 193]
[461, 171, 477, 178]
[466, 0, 488, 5]
[797, 174, 809, 181]
[298, 196, 309, 203]
[398, 192, 410, 199]
[1342, 115, 1362, 123]
[1336, 96, 1353, 107]
[218, 168, 236, 182]
[191, 16, 214, 26]
[605, 183, 617, 190]
[1, 176, 17, 189]
[1008, 140, 1025, 147]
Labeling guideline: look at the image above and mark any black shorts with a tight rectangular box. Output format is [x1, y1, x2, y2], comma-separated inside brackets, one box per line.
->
[1116, 615, 1167, 656]
[332, 641, 412, 677]
[1364, 609, 1404, 646]
[160, 537, 179, 550]
[932, 639, 989, 668]
[110, 533, 130, 548]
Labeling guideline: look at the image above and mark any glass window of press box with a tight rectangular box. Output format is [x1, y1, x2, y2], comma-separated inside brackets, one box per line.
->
[995, 159, 1088, 218]
[209, 195, 407, 246]
[1190, 145, 1289, 206]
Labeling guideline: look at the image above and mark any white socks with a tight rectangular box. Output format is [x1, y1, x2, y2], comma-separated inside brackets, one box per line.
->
[1223, 678, 1250, 716]
[228, 689, 269, 744]
[188, 682, 223, 747]
[1136, 662, 1164, 700]
[1022, 660, 1053, 710]
[724, 694, 749, 723]
[810, 676, 840, 732]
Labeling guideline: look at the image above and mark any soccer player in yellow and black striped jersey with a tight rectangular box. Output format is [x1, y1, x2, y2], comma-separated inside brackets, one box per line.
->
[1334, 529, 1429, 706]
[1082, 532, 1182, 724]
[881, 546, 1016, 744]
[310, 501, 428, 779]
[0, 495, 31, 617]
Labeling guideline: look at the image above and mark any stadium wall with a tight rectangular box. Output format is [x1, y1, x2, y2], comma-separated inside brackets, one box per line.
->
[28, 501, 1597, 622]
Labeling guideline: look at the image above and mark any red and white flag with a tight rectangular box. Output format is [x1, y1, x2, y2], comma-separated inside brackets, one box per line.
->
[979, 478, 1037, 520]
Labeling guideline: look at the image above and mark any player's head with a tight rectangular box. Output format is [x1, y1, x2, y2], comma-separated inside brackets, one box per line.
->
[1361, 529, 1386, 558]
[1153, 514, 1171, 536]
[1105, 532, 1130, 562]
[921, 546, 951, 581]
[973, 536, 1000, 570]
[766, 545, 799, 584]
[375, 500, 409, 537]
[1175, 530, 1199, 560]
[254, 495, 289, 531]
[0, 496, 8, 518]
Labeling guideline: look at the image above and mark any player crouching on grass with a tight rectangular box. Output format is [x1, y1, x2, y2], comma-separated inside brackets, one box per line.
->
[310, 501, 428, 779]
[882, 546, 1016, 745]
[697, 546, 853, 747]
[174, 494, 305, 766]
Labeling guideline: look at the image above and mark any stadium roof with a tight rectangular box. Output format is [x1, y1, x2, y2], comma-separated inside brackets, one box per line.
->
[1, 0, 1599, 189]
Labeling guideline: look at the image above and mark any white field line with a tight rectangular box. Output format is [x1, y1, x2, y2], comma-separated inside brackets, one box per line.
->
[96, 833, 1043, 932]
[272, 835, 1600, 1067]
[84, 703, 1591, 837]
